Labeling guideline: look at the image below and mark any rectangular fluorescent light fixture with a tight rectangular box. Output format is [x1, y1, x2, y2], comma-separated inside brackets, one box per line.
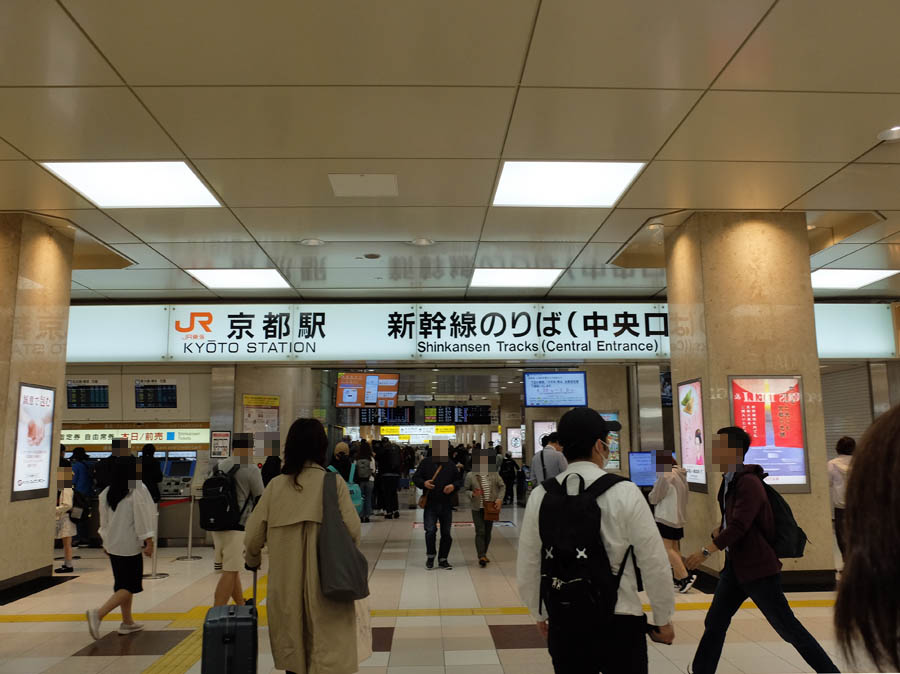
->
[811, 269, 900, 289]
[470, 268, 563, 288]
[41, 161, 220, 208]
[493, 161, 644, 207]
[328, 173, 399, 197]
[186, 269, 290, 289]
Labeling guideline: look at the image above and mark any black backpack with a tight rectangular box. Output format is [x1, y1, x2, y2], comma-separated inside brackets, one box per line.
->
[199, 464, 250, 531]
[384, 445, 403, 474]
[752, 475, 808, 559]
[538, 473, 641, 628]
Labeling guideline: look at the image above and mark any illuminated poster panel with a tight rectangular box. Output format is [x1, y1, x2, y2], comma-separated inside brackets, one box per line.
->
[678, 379, 707, 491]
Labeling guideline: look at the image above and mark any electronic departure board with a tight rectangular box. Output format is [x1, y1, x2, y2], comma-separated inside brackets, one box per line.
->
[66, 379, 109, 409]
[359, 407, 413, 425]
[134, 380, 177, 409]
[453, 405, 492, 424]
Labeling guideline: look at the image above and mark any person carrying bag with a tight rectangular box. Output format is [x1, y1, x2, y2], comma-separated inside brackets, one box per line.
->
[418, 466, 442, 509]
[463, 448, 506, 567]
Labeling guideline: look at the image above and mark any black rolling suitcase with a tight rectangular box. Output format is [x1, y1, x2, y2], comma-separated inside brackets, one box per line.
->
[201, 570, 258, 673]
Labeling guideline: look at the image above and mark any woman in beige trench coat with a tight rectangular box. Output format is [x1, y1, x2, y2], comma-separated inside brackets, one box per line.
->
[245, 418, 361, 674]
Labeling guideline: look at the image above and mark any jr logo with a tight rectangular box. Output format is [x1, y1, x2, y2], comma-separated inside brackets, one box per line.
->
[175, 312, 213, 333]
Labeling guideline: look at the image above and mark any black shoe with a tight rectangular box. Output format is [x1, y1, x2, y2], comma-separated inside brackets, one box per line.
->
[244, 598, 254, 607]
[362, 517, 370, 523]
[676, 574, 697, 594]
[55, 565, 74, 573]
[426, 557, 435, 570]
[478, 558, 487, 568]
[393, 511, 400, 519]
[438, 559, 453, 570]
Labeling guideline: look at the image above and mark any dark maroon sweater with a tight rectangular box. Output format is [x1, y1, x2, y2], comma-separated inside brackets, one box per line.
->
[713, 465, 782, 584]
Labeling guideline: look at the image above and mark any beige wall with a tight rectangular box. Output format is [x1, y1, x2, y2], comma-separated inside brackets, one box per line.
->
[667, 212, 833, 574]
[234, 365, 321, 437]
[0, 215, 73, 587]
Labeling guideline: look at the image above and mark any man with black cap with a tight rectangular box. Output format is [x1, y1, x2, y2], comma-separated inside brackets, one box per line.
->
[517, 407, 675, 674]
[531, 431, 568, 485]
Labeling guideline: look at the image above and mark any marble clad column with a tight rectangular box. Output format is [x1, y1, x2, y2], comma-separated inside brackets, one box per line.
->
[0, 213, 74, 589]
[666, 212, 833, 577]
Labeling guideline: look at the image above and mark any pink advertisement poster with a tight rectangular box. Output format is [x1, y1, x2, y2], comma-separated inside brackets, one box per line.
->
[678, 380, 706, 485]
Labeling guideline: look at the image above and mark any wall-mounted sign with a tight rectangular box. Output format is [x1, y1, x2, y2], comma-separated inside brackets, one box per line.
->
[12, 384, 56, 501]
[60, 427, 210, 445]
[243, 394, 280, 433]
[601, 412, 621, 470]
[507, 427, 523, 459]
[66, 303, 894, 363]
[210, 431, 231, 458]
[678, 379, 707, 490]
[729, 376, 810, 492]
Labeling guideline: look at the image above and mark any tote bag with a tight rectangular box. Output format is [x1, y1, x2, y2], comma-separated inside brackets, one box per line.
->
[318, 472, 370, 601]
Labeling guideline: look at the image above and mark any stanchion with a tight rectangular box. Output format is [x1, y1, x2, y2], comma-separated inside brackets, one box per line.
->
[175, 494, 202, 561]
[142, 527, 168, 580]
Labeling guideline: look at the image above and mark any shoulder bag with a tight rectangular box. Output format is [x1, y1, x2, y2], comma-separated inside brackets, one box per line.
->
[318, 472, 370, 601]
[417, 465, 442, 509]
[482, 475, 501, 521]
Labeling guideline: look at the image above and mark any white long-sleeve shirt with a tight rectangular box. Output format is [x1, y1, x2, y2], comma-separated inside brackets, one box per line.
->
[827, 455, 852, 509]
[98, 482, 157, 556]
[516, 461, 675, 626]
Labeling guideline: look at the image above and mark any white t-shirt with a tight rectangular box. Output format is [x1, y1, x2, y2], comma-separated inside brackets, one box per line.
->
[828, 455, 852, 509]
[98, 482, 157, 556]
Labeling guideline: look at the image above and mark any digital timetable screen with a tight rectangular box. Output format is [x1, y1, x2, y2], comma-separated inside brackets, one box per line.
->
[524, 372, 588, 408]
[359, 407, 413, 425]
[134, 380, 177, 409]
[66, 379, 109, 409]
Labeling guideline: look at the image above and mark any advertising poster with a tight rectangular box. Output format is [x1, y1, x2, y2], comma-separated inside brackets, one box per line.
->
[243, 394, 280, 433]
[600, 412, 620, 470]
[336, 372, 399, 408]
[210, 431, 231, 459]
[678, 380, 707, 487]
[533, 421, 557, 457]
[730, 377, 808, 487]
[507, 427, 523, 459]
[12, 384, 56, 501]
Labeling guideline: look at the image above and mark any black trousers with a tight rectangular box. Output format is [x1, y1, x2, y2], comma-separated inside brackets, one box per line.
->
[833, 507, 846, 557]
[423, 502, 454, 559]
[380, 475, 399, 514]
[691, 558, 839, 673]
[549, 614, 648, 673]
[502, 477, 515, 503]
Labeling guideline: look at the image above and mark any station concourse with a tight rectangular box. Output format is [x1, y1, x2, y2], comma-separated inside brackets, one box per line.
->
[1, 2, 900, 673]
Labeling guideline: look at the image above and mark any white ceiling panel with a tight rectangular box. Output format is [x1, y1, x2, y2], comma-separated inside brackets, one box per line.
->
[791, 165, 900, 210]
[505, 88, 700, 160]
[138, 86, 514, 159]
[110, 243, 175, 269]
[466, 287, 549, 298]
[809, 244, 867, 270]
[547, 286, 665, 298]
[106, 208, 252, 243]
[481, 208, 610, 242]
[284, 267, 472, 289]
[99, 288, 218, 299]
[72, 268, 207, 290]
[62, 0, 537, 85]
[262, 241, 478, 270]
[213, 288, 299, 299]
[660, 91, 900, 162]
[620, 161, 840, 210]
[33, 209, 139, 244]
[150, 242, 274, 269]
[0, 0, 119, 85]
[592, 209, 692, 243]
[0, 162, 92, 209]
[236, 207, 485, 243]
[473, 242, 583, 269]
[0, 88, 181, 160]
[524, 0, 771, 88]
[716, 0, 900, 92]
[554, 267, 667, 288]
[300, 288, 464, 299]
[823, 244, 900, 270]
[571, 244, 628, 269]
[194, 159, 498, 207]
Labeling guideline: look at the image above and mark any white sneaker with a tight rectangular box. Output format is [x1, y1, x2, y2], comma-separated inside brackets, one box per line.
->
[118, 622, 145, 635]
[86, 609, 101, 640]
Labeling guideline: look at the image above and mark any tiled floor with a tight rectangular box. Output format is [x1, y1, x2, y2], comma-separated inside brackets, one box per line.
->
[0, 496, 878, 674]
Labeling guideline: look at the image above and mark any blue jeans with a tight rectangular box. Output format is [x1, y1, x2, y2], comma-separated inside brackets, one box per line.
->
[423, 502, 453, 559]
[691, 559, 839, 673]
[360, 480, 374, 519]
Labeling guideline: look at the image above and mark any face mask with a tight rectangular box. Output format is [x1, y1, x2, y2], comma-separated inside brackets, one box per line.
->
[596, 438, 610, 468]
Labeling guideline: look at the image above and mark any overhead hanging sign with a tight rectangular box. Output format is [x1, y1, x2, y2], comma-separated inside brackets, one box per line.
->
[65, 303, 893, 363]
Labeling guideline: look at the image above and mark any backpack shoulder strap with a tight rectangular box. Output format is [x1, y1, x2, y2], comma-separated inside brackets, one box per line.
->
[327, 465, 338, 474]
[541, 476, 564, 495]
[584, 473, 629, 499]
[226, 463, 241, 478]
[349, 461, 356, 483]
[539, 449, 547, 476]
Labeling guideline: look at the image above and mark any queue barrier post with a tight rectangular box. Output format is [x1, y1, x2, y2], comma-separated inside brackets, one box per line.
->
[142, 524, 168, 580]
[175, 494, 202, 562]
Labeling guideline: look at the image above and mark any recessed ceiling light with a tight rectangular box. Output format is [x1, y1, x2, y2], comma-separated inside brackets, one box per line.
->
[300, 238, 325, 246]
[432, 368, 439, 372]
[328, 173, 398, 197]
[409, 238, 435, 246]
[806, 224, 816, 231]
[493, 161, 644, 208]
[470, 268, 563, 288]
[877, 125, 900, 142]
[42, 161, 219, 208]
[186, 268, 290, 289]
[364, 253, 381, 260]
[810, 269, 900, 289]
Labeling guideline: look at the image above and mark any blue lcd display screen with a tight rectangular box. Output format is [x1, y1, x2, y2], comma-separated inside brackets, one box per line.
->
[524, 372, 587, 408]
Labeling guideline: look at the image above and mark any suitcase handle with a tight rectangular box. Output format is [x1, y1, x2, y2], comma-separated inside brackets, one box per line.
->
[252, 568, 257, 605]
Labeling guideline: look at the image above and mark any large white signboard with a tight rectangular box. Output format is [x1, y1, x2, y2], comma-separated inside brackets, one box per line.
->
[60, 427, 210, 445]
[65, 303, 895, 363]
[12, 384, 56, 501]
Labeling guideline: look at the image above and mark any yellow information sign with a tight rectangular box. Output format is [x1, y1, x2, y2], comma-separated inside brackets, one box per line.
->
[398, 435, 411, 442]
[380, 426, 400, 436]
[434, 426, 456, 435]
[242, 395, 280, 408]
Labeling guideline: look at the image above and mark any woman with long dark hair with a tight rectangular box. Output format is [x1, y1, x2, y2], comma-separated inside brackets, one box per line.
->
[244, 418, 362, 674]
[835, 408, 900, 672]
[85, 456, 156, 640]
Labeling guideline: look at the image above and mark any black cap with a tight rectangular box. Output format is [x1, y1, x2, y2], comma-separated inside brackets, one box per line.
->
[557, 408, 622, 449]
[546, 432, 560, 444]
